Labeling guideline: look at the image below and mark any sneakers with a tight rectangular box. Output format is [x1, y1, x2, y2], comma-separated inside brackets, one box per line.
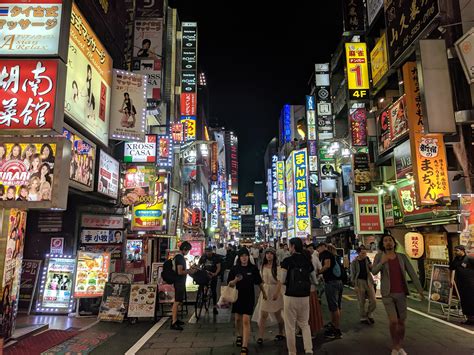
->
[368, 317, 375, 324]
[324, 328, 342, 339]
[213, 307, 219, 315]
[170, 322, 183, 331]
[391, 349, 408, 355]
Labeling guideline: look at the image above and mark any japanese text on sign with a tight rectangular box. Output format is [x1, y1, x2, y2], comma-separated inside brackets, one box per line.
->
[345, 42, 369, 100]
[292, 149, 311, 238]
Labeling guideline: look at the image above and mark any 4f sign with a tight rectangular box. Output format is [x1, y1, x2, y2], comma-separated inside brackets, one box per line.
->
[345, 42, 370, 100]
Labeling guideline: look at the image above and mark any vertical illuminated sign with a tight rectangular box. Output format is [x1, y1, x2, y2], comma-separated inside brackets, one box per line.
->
[292, 149, 311, 238]
[276, 161, 286, 213]
[345, 42, 370, 100]
[286, 154, 295, 231]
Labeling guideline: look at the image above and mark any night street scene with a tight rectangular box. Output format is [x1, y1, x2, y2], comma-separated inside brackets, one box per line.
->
[0, 0, 473, 354]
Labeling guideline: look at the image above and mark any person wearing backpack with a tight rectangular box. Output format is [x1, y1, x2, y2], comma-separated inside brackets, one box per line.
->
[280, 238, 314, 355]
[317, 242, 344, 339]
[170, 241, 195, 330]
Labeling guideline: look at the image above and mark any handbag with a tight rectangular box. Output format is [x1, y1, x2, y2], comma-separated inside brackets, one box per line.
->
[219, 285, 238, 303]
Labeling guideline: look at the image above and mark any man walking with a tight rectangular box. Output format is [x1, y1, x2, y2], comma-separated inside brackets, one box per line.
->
[317, 242, 345, 339]
[372, 234, 424, 355]
[199, 246, 222, 315]
[350, 245, 376, 324]
[171, 241, 195, 330]
[280, 238, 314, 355]
[449, 245, 474, 325]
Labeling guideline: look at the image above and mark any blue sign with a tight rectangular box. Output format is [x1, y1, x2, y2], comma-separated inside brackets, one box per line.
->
[305, 95, 315, 111]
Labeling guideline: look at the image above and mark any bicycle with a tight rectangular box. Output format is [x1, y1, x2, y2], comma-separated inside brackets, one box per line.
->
[192, 268, 213, 320]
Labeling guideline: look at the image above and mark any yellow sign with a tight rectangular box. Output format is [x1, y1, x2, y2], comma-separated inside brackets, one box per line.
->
[345, 42, 370, 100]
[181, 117, 196, 142]
[370, 33, 389, 87]
[131, 174, 167, 231]
[403, 62, 450, 206]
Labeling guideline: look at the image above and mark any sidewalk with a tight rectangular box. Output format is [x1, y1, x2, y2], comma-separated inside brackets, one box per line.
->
[137, 287, 474, 355]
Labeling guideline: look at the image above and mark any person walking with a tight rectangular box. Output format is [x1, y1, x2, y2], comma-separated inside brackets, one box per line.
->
[317, 242, 345, 339]
[280, 238, 314, 355]
[449, 245, 474, 325]
[171, 241, 196, 330]
[350, 245, 376, 324]
[256, 248, 285, 344]
[199, 246, 222, 315]
[371, 234, 424, 355]
[228, 248, 265, 355]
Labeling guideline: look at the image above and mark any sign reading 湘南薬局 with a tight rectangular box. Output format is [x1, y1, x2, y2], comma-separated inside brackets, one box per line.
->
[0, 1, 68, 58]
[354, 193, 384, 234]
[0, 59, 66, 134]
[124, 134, 157, 163]
[345, 42, 370, 100]
[64, 2, 112, 146]
[109, 70, 147, 142]
[403, 62, 450, 205]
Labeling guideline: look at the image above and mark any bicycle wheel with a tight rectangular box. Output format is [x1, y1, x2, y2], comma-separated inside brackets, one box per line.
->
[195, 287, 204, 319]
[205, 286, 212, 311]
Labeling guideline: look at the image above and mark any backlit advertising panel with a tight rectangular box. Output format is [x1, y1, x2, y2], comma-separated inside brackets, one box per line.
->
[292, 149, 311, 238]
[124, 134, 156, 163]
[0, 137, 70, 210]
[109, 70, 147, 141]
[285, 154, 295, 231]
[64, 2, 112, 146]
[370, 33, 389, 87]
[354, 193, 384, 234]
[0, 0, 69, 59]
[0, 59, 66, 134]
[97, 150, 119, 199]
[36, 255, 75, 314]
[345, 42, 370, 100]
[133, 18, 163, 59]
[74, 251, 110, 298]
[63, 126, 96, 192]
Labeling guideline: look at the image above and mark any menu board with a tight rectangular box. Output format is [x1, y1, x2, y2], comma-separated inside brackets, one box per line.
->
[74, 252, 110, 298]
[428, 264, 451, 305]
[128, 284, 157, 317]
[98, 282, 131, 322]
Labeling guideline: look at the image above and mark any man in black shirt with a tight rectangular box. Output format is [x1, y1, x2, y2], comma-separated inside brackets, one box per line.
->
[171, 241, 195, 330]
[317, 242, 343, 338]
[449, 245, 474, 325]
[350, 245, 376, 324]
[280, 238, 314, 355]
[199, 246, 222, 315]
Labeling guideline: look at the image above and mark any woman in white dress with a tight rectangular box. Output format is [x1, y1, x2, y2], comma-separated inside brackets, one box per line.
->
[256, 248, 285, 344]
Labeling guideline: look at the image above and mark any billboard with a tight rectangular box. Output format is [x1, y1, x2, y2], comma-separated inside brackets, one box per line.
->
[354, 193, 384, 234]
[109, 70, 147, 141]
[157, 135, 173, 168]
[64, 3, 112, 146]
[403, 62, 450, 205]
[345, 42, 370, 100]
[0, 137, 70, 209]
[74, 251, 110, 298]
[97, 150, 119, 199]
[0, 59, 66, 134]
[370, 33, 389, 87]
[131, 173, 167, 232]
[349, 108, 367, 146]
[124, 134, 156, 163]
[285, 154, 295, 231]
[292, 149, 311, 238]
[0, 1, 69, 59]
[63, 126, 96, 192]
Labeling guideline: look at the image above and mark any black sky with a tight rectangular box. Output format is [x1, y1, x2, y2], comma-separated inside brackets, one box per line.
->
[172, 1, 343, 199]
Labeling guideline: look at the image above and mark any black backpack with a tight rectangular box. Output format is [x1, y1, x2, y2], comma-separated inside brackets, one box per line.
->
[161, 257, 178, 284]
[286, 260, 311, 297]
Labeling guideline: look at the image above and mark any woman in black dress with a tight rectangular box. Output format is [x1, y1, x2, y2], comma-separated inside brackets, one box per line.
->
[228, 248, 266, 355]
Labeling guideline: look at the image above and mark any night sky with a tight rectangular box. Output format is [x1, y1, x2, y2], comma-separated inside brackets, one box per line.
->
[171, 1, 343, 199]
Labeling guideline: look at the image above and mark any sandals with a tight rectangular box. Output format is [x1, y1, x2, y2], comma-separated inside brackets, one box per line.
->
[236, 336, 243, 347]
[240, 347, 249, 354]
[274, 335, 285, 341]
[257, 338, 263, 345]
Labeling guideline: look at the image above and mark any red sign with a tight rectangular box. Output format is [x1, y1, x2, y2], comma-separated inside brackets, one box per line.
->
[192, 208, 201, 226]
[180, 93, 196, 116]
[211, 142, 218, 182]
[355, 193, 384, 234]
[172, 123, 183, 143]
[350, 108, 367, 146]
[0, 59, 63, 131]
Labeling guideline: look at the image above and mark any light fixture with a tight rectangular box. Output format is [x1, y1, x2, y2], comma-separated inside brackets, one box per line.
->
[379, 98, 385, 103]
[388, 185, 396, 191]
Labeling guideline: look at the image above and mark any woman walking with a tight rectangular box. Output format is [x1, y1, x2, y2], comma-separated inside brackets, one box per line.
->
[228, 248, 265, 354]
[304, 248, 324, 336]
[256, 248, 285, 344]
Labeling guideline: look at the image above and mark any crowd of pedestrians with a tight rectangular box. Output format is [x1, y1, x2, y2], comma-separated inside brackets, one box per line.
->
[168, 234, 473, 355]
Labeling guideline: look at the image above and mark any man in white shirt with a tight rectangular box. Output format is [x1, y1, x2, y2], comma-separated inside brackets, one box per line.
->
[216, 243, 227, 257]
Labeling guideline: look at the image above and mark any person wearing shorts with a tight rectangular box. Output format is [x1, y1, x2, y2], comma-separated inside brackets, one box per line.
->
[372, 234, 424, 355]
